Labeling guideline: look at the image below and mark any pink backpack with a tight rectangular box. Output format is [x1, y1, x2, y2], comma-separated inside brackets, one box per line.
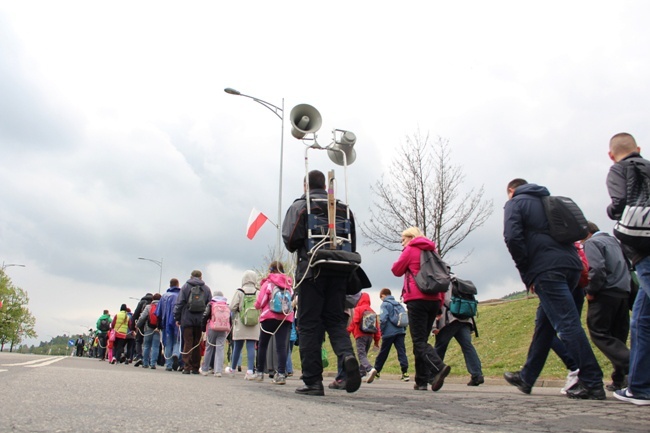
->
[208, 301, 231, 332]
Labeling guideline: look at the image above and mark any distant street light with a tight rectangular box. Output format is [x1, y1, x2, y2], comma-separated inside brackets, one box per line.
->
[138, 257, 163, 293]
[225, 87, 285, 261]
[1, 261, 26, 271]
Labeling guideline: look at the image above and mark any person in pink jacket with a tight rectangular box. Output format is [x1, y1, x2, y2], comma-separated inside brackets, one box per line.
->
[347, 292, 381, 379]
[391, 226, 451, 392]
[253, 261, 295, 385]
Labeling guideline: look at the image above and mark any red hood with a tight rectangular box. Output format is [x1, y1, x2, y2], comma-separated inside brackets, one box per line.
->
[408, 236, 438, 252]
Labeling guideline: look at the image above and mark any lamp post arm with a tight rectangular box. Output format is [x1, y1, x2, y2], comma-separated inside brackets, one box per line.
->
[238, 93, 283, 120]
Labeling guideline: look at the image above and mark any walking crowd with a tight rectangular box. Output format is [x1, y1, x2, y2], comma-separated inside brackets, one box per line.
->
[85, 135, 649, 406]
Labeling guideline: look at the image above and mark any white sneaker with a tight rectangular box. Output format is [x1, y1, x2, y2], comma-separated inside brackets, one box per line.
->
[366, 368, 378, 384]
[560, 369, 580, 395]
[214, 372, 222, 378]
[244, 370, 255, 380]
[199, 369, 209, 376]
[224, 366, 235, 377]
[254, 372, 264, 382]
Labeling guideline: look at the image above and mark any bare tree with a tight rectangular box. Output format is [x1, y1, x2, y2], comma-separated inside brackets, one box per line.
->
[361, 131, 493, 262]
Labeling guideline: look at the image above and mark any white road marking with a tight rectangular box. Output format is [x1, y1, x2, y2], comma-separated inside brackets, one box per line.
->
[1, 358, 54, 366]
[24, 357, 66, 368]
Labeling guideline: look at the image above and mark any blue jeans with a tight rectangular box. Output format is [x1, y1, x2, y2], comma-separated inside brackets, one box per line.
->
[521, 269, 603, 389]
[628, 257, 650, 397]
[142, 329, 161, 367]
[163, 325, 181, 369]
[434, 321, 482, 378]
[374, 333, 408, 373]
[230, 340, 256, 372]
[550, 281, 585, 372]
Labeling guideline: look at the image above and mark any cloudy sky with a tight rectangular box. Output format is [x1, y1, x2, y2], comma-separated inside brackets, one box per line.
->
[1, 1, 649, 345]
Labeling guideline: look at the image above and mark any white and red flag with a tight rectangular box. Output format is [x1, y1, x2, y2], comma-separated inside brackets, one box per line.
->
[246, 208, 269, 240]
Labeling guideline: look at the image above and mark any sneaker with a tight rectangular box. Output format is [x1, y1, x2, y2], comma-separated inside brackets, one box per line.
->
[504, 371, 532, 394]
[413, 383, 428, 391]
[613, 388, 650, 406]
[328, 379, 346, 390]
[560, 369, 580, 395]
[244, 370, 255, 380]
[272, 373, 286, 385]
[401, 372, 410, 382]
[224, 366, 235, 377]
[287, 372, 293, 377]
[191, 370, 200, 375]
[343, 356, 361, 393]
[237, 366, 242, 372]
[361, 374, 369, 383]
[605, 382, 624, 392]
[110, 358, 117, 365]
[141, 364, 148, 369]
[566, 381, 606, 400]
[366, 368, 378, 384]
[254, 372, 264, 382]
[134, 359, 143, 367]
[468, 376, 484, 386]
[431, 364, 451, 392]
[199, 369, 209, 376]
[214, 372, 222, 377]
[150, 365, 156, 370]
[171, 355, 179, 371]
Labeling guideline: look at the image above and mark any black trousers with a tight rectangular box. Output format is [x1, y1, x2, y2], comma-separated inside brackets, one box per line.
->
[587, 293, 630, 384]
[406, 299, 445, 387]
[297, 273, 355, 385]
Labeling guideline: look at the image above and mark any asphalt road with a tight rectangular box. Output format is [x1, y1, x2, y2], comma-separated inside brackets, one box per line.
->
[0, 352, 646, 433]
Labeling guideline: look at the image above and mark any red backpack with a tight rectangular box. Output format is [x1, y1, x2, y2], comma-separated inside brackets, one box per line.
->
[208, 301, 231, 332]
[148, 303, 158, 327]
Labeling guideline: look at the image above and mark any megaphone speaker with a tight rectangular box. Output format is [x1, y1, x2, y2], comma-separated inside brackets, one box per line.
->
[328, 131, 357, 165]
[290, 104, 322, 139]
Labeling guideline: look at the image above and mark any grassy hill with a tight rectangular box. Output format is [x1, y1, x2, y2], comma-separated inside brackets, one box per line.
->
[305, 296, 614, 380]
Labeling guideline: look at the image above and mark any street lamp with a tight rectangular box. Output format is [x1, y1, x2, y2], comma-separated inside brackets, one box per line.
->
[1, 261, 26, 271]
[137, 257, 163, 293]
[225, 87, 285, 261]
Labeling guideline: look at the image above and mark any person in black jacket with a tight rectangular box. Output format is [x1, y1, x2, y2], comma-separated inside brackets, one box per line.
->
[606, 132, 650, 406]
[132, 293, 153, 367]
[502, 179, 604, 400]
[282, 170, 361, 396]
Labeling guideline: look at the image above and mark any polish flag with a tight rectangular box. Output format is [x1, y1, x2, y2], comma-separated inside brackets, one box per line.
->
[246, 208, 269, 240]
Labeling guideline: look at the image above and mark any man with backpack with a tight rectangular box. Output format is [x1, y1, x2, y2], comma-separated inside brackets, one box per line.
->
[282, 170, 362, 396]
[137, 293, 162, 369]
[606, 132, 650, 405]
[96, 309, 111, 361]
[174, 270, 212, 375]
[366, 288, 409, 384]
[132, 293, 153, 367]
[503, 178, 604, 399]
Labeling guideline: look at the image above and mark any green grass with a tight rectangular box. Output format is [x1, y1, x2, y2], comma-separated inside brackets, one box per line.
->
[292, 297, 614, 380]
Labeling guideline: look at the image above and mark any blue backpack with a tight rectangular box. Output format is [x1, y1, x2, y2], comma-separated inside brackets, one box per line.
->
[389, 302, 409, 328]
[269, 285, 292, 315]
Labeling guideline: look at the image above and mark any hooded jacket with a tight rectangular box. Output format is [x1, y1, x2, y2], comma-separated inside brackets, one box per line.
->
[379, 295, 407, 338]
[229, 270, 260, 341]
[157, 286, 180, 330]
[391, 236, 445, 304]
[96, 313, 112, 335]
[584, 231, 631, 298]
[255, 272, 295, 323]
[503, 183, 582, 287]
[347, 292, 381, 343]
[137, 300, 160, 331]
[174, 276, 212, 327]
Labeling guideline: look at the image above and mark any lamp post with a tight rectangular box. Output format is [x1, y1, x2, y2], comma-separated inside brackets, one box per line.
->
[137, 257, 163, 293]
[1, 261, 26, 271]
[225, 87, 285, 261]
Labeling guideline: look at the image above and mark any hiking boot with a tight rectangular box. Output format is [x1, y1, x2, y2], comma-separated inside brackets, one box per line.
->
[560, 369, 580, 395]
[328, 379, 346, 390]
[171, 355, 179, 371]
[566, 382, 606, 400]
[295, 382, 325, 396]
[134, 359, 143, 367]
[254, 372, 264, 382]
[401, 372, 410, 382]
[366, 368, 378, 384]
[344, 356, 361, 393]
[413, 383, 428, 391]
[468, 375, 484, 386]
[504, 371, 532, 394]
[605, 382, 624, 392]
[272, 373, 286, 385]
[199, 369, 209, 376]
[613, 388, 650, 406]
[431, 364, 451, 392]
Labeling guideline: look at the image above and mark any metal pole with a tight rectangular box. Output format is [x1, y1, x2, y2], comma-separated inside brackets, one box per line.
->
[277, 97, 285, 261]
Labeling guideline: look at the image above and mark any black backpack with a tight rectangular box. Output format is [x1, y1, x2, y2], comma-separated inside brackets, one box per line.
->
[98, 318, 110, 332]
[542, 196, 589, 244]
[188, 285, 206, 313]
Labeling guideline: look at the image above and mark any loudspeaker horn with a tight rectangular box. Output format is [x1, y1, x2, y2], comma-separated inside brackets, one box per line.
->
[328, 131, 357, 166]
[290, 104, 322, 139]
